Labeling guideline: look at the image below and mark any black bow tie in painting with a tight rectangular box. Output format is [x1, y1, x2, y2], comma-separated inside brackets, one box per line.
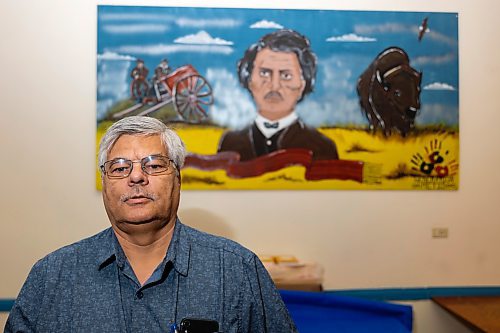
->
[264, 122, 279, 129]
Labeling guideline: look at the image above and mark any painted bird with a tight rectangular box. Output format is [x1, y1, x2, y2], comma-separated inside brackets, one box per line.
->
[418, 17, 429, 41]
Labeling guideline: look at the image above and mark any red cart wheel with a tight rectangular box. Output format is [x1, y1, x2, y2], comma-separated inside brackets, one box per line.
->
[172, 74, 214, 123]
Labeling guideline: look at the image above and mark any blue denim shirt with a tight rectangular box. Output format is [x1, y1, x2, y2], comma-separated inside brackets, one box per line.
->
[5, 220, 297, 333]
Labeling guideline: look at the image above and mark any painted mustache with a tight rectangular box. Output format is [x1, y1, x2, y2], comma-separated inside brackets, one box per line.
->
[264, 91, 283, 100]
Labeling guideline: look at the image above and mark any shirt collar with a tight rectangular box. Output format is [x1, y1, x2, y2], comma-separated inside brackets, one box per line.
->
[254, 112, 298, 138]
[165, 218, 190, 276]
[96, 219, 190, 276]
[96, 228, 118, 270]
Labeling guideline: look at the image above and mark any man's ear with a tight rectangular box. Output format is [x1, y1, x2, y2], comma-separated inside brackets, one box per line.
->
[176, 171, 182, 187]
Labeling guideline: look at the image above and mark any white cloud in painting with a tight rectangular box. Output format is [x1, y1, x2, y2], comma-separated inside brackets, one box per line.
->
[425, 30, 457, 47]
[326, 33, 376, 42]
[174, 31, 233, 45]
[111, 43, 234, 55]
[418, 103, 458, 125]
[103, 24, 169, 34]
[205, 68, 256, 129]
[297, 55, 366, 127]
[423, 82, 456, 91]
[97, 51, 136, 61]
[355, 22, 457, 46]
[96, 59, 131, 120]
[99, 13, 175, 21]
[176, 17, 241, 28]
[250, 20, 284, 29]
[355, 23, 411, 35]
[297, 97, 363, 127]
[413, 53, 455, 66]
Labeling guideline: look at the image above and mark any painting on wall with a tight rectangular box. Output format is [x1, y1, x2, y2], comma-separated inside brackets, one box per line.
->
[96, 6, 459, 190]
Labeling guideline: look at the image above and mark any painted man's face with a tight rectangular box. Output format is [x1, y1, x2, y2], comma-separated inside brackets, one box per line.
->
[249, 48, 305, 121]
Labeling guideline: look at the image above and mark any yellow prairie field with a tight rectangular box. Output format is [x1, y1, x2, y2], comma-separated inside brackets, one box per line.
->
[96, 121, 459, 191]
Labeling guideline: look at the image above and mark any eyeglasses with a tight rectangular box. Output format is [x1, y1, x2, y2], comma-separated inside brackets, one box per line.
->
[100, 154, 176, 179]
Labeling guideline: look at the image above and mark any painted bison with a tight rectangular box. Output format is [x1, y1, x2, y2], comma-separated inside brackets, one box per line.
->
[357, 47, 422, 136]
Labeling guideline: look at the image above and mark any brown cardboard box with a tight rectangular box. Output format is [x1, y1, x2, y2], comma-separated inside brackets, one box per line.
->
[260, 258, 324, 292]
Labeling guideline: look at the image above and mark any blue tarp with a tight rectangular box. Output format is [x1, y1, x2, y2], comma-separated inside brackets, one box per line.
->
[280, 290, 413, 333]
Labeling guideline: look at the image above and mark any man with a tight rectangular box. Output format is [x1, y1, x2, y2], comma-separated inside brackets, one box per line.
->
[157, 58, 171, 76]
[152, 58, 172, 102]
[130, 58, 149, 101]
[5, 116, 297, 332]
[218, 29, 339, 161]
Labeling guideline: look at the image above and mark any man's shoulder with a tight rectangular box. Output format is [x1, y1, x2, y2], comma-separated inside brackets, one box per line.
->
[281, 119, 339, 159]
[289, 119, 324, 135]
[180, 223, 255, 262]
[217, 125, 256, 161]
[286, 119, 333, 144]
[36, 228, 112, 266]
[223, 124, 252, 136]
[218, 125, 252, 146]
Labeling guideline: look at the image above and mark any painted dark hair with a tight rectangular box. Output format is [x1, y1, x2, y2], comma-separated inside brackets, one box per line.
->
[237, 29, 317, 102]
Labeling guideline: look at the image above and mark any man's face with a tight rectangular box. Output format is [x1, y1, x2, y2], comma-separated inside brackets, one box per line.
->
[249, 48, 305, 121]
[102, 134, 180, 232]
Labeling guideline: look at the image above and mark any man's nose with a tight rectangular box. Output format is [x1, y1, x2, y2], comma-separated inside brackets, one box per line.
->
[128, 162, 149, 185]
[270, 73, 282, 90]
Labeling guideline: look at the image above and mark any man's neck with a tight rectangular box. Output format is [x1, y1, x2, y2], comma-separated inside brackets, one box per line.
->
[113, 219, 176, 285]
[255, 112, 298, 138]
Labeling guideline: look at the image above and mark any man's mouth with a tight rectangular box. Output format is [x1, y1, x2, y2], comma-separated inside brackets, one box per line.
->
[125, 196, 152, 205]
[121, 192, 155, 205]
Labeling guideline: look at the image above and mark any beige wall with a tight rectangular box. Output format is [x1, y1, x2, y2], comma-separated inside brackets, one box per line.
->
[1, 0, 500, 305]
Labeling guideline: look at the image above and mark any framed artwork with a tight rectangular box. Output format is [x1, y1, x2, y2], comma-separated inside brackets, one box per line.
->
[97, 6, 459, 190]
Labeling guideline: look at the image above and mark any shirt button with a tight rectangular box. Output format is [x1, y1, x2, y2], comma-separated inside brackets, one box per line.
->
[136, 291, 144, 299]
[266, 140, 272, 146]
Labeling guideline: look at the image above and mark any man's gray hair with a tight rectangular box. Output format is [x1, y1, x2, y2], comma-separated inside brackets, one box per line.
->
[98, 116, 186, 171]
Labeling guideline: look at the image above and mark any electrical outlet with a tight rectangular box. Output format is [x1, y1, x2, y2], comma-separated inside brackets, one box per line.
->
[432, 227, 449, 239]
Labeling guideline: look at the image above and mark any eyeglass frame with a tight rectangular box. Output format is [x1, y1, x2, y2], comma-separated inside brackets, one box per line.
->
[100, 154, 178, 179]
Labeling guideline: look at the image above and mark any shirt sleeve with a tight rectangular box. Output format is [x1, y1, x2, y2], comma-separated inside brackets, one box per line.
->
[242, 255, 298, 333]
[4, 259, 47, 333]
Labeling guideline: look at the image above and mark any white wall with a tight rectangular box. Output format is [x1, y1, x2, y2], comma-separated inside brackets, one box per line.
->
[1, 0, 499, 305]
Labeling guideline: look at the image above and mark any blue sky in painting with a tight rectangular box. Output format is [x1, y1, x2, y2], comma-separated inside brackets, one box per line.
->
[97, 6, 459, 128]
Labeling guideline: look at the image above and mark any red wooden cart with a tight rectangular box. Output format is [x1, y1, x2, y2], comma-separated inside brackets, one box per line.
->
[116, 64, 214, 123]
